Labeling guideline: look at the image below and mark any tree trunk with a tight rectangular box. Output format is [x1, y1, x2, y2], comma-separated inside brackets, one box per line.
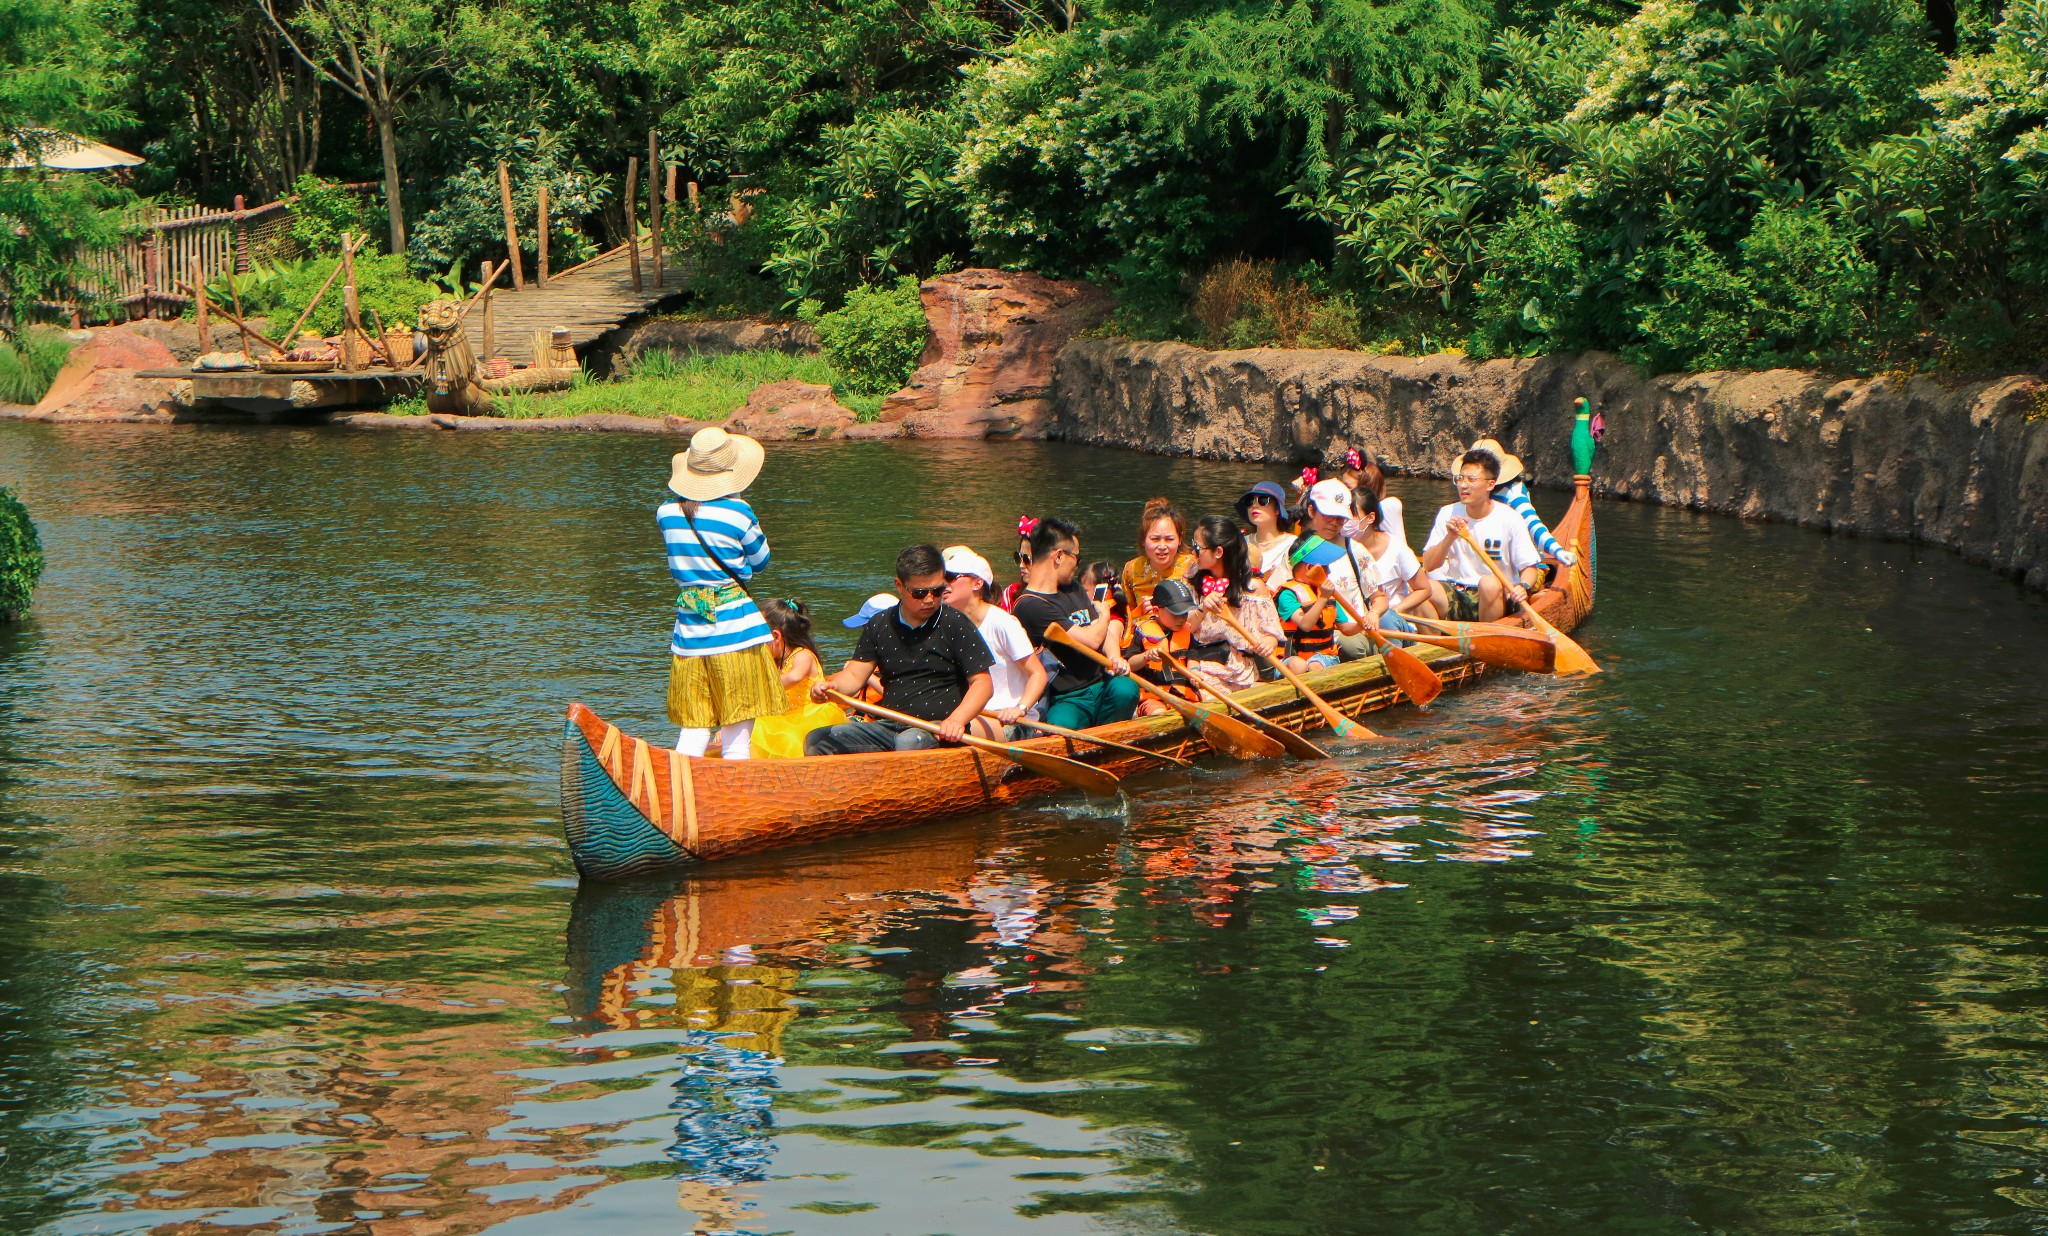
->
[376, 109, 405, 254]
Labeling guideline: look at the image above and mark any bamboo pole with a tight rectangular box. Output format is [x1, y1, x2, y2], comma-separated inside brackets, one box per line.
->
[497, 161, 525, 291]
[648, 130, 663, 288]
[364, 308, 402, 369]
[340, 232, 362, 372]
[277, 242, 352, 351]
[190, 258, 212, 353]
[479, 259, 496, 359]
[535, 183, 550, 288]
[624, 157, 643, 292]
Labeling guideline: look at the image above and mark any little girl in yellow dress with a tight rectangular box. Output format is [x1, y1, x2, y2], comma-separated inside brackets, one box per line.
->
[750, 599, 848, 759]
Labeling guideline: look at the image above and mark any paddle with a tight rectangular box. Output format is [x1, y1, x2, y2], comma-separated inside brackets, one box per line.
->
[1451, 526, 1601, 675]
[1335, 528, 1443, 706]
[983, 712, 1194, 769]
[1155, 646, 1331, 759]
[825, 690, 1122, 798]
[1041, 624, 1283, 761]
[1389, 619, 1558, 674]
[1211, 609, 1385, 742]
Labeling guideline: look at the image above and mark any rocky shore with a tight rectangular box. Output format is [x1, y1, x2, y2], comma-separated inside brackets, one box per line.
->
[1050, 341, 2048, 591]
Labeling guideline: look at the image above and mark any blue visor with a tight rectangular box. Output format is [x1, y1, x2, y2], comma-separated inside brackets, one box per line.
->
[1289, 536, 1345, 569]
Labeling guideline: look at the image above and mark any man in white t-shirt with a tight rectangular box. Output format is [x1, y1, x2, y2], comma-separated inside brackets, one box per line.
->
[1420, 447, 1545, 621]
[941, 545, 1048, 739]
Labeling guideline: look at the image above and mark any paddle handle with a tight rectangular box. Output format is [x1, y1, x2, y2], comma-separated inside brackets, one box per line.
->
[1042, 623, 1190, 714]
[989, 711, 1192, 768]
[1450, 527, 1600, 673]
[1213, 609, 1371, 739]
[825, 690, 990, 753]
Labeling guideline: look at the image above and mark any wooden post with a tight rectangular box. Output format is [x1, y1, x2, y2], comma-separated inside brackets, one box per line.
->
[497, 160, 525, 291]
[666, 165, 678, 204]
[535, 183, 550, 288]
[190, 258, 213, 352]
[340, 233, 362, 373]
[143, 226, 161, 320]
[624, 157, 643, 292]
[479, 259, 497, 359]
[686, 180, 699, 212]
[231, 194, 249, 274]
[648, 130, 663, 288]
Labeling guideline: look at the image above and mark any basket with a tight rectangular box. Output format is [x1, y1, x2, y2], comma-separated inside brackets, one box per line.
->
[257, 359, 335, 374]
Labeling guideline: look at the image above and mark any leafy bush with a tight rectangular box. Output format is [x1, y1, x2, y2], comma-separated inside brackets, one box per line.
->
[802, 276, 929, 394]
[0, 486, 44, 623]
[270, 253, 443, 338]
[406, 133, 607, 279]
[0, 331, 73, 404]
[490, 350, 887, 421]
[289, 175, 375, 254]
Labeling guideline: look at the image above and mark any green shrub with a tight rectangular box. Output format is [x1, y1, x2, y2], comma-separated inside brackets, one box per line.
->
[270, 252, 442, 339]
[0, 487, 44, 622]
[0, 331, 73, 404]
[803, 276, 929, 393]
[289, 175, 374, 255]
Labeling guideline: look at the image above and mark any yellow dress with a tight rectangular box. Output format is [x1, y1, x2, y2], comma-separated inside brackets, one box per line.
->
[751, 668, 847, 759]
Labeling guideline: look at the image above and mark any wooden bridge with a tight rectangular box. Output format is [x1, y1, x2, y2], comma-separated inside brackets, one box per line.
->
[477, 244, 688, 366]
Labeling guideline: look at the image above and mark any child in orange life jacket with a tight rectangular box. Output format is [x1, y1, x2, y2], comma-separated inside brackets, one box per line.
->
[1127, 578, 1221, 715]
[1275, 535, 1355, 674]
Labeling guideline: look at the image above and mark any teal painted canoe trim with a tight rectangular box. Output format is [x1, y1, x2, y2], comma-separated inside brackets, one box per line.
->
[560, 716, 698, 881]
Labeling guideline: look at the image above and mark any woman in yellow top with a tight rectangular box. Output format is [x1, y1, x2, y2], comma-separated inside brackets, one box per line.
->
[1119, 496, 1196, 629]
[749, 599, 848, 759]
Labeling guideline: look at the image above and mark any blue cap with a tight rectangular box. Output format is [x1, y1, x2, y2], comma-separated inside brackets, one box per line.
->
[1235, 480, 1292, 523]
[842, 592, 898, 628]
[1289, 535, 1345, 569]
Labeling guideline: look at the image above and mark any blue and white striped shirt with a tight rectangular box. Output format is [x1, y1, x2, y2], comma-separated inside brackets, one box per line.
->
[1496, 480, 1567, 559]
[657, 496, 773, 657]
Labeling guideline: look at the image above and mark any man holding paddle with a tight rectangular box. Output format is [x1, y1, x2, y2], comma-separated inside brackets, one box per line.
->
[1420, 448, 1545, 622]
[805, 544, 994, 754]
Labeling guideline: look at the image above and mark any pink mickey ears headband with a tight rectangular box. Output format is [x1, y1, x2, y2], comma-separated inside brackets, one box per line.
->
[1017, 515, 1039, 540]
[1200, 576, 1229, 597]
[1295, 466, 1318, 491]
[1345, 448, 1362, 470]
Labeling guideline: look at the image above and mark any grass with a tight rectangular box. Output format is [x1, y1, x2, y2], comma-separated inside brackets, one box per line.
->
[484, 350, 887, 421]
[0, 331, 74, 405]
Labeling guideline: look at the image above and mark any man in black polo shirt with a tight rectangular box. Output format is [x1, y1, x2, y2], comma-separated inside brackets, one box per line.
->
[805, 544, 995, 755]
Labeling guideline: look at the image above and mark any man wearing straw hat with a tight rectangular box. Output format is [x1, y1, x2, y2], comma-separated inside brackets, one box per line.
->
[657, 426, 785, 760]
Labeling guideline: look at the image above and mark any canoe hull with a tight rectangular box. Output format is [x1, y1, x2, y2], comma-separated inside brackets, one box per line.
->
[560, 478, 1597, 881]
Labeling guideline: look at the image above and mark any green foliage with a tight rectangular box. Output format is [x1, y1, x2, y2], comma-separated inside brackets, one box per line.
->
[289, 175, 374, 253]
[0, 485, 44, 622]
[489, 349, 885, 420]
[405, 129, 609, 276]
[269, 252, 441, 337]
[801, 276, 927, 394]
[0, 330, 72, 404]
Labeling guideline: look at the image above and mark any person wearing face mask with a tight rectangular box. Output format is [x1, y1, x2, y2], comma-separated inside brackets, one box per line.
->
[804, 544, 995, 754]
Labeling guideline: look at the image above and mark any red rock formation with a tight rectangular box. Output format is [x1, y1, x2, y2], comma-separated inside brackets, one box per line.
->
[28, 326, 182, 422]
[726, 379, 861, 440]
[881, 269, 1111, 439]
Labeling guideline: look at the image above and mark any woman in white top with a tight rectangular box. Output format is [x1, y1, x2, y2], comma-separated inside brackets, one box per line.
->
[941, 546, 1048, 740]
[1341, 455, 1409, 553]
[1235, 480, 1298, 593]
[1343, 489, 1436, 653]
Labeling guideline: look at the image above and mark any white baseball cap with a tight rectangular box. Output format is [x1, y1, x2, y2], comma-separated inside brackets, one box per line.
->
[941, 545, 994, 585]
[842, 592, 899, 628]
[1307, 478, 1355, 517]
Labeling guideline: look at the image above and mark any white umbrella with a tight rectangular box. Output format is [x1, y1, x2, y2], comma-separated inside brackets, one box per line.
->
[2, 130, 145, 171]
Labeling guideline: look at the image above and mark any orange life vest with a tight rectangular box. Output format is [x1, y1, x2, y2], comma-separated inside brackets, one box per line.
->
[1280, 581, 1340, 656]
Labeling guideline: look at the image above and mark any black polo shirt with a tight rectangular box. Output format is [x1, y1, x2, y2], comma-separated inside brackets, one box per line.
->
[853, 604, 995, 722]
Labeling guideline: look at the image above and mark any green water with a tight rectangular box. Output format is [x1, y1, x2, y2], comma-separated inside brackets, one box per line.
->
[2, 424, 2046, 1235]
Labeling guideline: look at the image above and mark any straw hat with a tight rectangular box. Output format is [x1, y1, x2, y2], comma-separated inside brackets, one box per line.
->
[1466, 438, 1525, 485]
[669, 427, 765, 501]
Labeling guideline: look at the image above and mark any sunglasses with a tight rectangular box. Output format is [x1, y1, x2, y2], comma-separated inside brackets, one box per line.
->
[904, 585, 947, 600]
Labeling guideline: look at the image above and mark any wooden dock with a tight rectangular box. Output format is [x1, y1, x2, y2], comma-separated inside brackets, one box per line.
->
[480, 244, 687, 365]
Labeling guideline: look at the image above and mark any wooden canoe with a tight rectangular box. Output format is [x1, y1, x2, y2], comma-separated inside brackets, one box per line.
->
[559, 476, 1597, 881]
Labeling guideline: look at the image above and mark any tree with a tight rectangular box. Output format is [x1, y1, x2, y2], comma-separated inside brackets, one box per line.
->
[0, 0, 132, 334]
[259, 0, 464, 252]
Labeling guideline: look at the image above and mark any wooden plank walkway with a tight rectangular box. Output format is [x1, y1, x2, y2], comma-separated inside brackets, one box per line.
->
[479, 245, 687, 365]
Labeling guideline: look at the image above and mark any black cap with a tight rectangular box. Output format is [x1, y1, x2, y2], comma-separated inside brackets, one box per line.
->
[1151, 578, 1197, 616]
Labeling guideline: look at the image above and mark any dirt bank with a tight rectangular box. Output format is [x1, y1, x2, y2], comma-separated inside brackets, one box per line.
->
[1051, 341, 2048, 590]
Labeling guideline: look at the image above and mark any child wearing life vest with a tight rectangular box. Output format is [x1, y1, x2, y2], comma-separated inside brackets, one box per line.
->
[1274, 535, 1352, 673]
[1127, 578, 1230, 716]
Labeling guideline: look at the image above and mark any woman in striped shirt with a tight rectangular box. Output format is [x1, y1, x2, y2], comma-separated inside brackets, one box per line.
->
[658, 428, 785, 760]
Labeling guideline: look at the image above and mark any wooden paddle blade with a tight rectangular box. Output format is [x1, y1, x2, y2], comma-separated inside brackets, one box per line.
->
[1388, 626, 1558, 674]
[1525, 609, 1601, 675]
[1156, 649, 1328, 759]
[1382, 644, 1443, 706]
[1187, 702, 1287, 759]
[999, 744, 1124, 798]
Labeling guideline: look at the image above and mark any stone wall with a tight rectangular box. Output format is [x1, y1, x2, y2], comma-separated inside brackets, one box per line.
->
[584, 318, 818, 377]
[1051, 340, 2048, 590]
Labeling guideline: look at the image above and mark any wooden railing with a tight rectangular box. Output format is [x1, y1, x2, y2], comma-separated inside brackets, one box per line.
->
[73, 184, 375, 322]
